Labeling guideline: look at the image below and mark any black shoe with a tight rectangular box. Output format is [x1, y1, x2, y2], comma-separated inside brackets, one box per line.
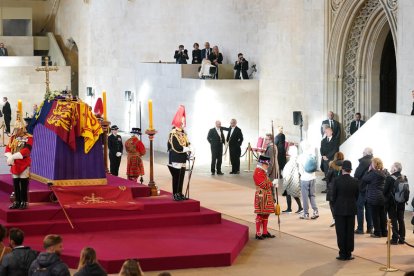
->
[336, 256, 346, 261]
[282, 209, 292, 213]
[354, 229, 364, 234]
[19, 202, 28, 210]
[370, 234, 381, 238]
[255, 234, 264, 240]
[179, 193, 187, 200]
[9, 202, 20, 209]
[366, 227, 374, 234]
[295, 208, 303, 214]
[173, 194, 181, 201]
[217, 172, 224, 175]
[234, 171, 240, 174]
[263, 232, 276, 238]
[389, 240, 398, 245]
[398, 240, 405, 244]
[321, 190, 327, 193]
[346, 256, 355, 260]
[229, 172, 235, 174]
[211, 172, 215, 175]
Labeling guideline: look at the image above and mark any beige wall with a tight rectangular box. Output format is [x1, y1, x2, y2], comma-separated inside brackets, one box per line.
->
[53, 0, 327, 152]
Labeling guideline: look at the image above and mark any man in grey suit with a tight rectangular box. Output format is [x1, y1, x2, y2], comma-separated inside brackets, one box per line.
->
[0, 43, 8, 56]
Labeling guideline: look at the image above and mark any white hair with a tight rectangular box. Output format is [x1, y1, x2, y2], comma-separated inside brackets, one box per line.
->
[363, 147, 373, 156]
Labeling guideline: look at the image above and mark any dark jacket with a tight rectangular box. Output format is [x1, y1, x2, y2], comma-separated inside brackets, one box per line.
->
[234, 59, 249, 79]
[108, 134, 123, 156]
[200, 48, 212, 60]
[0, 246, 38, 276]
[73, 263, 107, 276]
[192, 49, 202, 64]
[320, 136, 338, 161]
[326, 160, 343, 201]
[274, 133, 286, 171]
[28, 252, 70, 276]
[349, 120, 365, 135]
[384, 171, 401, 206]
[2, 101, 11, 120]
[332, 174, 359, 216]
[209, 52, 223, 65]
[207, 127, 225, 148]
[174, 50, 189, 64]
[167, 128, 189, 164]
[226, 126, 243, 148]
[321, 119, 341, 141]
[354, 154, 373, 193]
[363, 169, 386, 206]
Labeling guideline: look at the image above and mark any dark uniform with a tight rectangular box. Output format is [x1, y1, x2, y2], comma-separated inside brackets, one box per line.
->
[331, 160, 359, 260]
[108, 125, 123, 176]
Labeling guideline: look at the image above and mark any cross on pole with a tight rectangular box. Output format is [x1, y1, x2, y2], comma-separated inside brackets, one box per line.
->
[36, 56, 59, 94]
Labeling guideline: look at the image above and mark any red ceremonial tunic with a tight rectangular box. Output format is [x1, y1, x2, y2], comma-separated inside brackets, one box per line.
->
[254, 167, 274, 214]
[125, 136, 146, 177]
[5, 134, 33, 175]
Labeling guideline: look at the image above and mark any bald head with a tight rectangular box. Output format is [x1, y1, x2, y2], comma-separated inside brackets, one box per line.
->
[230, 119, 237, 127]
[328, 111, 334, 120]
[215, 120, 221, 128]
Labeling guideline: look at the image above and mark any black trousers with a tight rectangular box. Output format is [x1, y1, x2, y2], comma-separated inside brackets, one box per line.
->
[370, 204, 387, 236]
[210, 145, 223, 173]
[387, 203, 406, 241]
[13, 178, 29, 203]
[109, 154, 121, 176]
[229, 145, 241, 173]
[335, 215, 355, 258]
[5, 117, 11, 133]
[168, 166, 186, 195]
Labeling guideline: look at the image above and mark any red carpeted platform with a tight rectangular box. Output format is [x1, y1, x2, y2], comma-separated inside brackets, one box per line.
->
[0, 174, 248, 273]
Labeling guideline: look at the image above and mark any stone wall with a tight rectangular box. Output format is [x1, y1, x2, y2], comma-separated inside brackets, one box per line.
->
[54, 0, 326, 153]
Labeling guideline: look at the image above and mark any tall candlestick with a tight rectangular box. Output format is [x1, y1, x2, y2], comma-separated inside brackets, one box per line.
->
[102, 91, 107, 120]
[17, 100, 22, 118]
[148, 99, 153, 130]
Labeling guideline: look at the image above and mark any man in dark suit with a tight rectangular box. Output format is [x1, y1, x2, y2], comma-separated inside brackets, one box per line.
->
[321, 111, 341, 141]
[332, 160, 359, 261]
[207, 120, 225, 175]
[200, 42, 212, 61]
[0, 43, 8, 56]
[320, 127, 338, 192]
[108, 125, 123, 176]
[349, 112, 365, 135]
[226, 119, 243, 174]
[2, 97, 11, 133]
[174, 45, 189, 64]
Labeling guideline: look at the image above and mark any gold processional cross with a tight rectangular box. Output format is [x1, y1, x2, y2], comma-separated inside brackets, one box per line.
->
[35, 56, 59, 94]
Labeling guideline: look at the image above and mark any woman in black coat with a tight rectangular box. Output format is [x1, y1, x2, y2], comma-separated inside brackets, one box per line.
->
[274, 126, 287, 174]
[363, 157, 387, 238]
[326, 152, 344, 227]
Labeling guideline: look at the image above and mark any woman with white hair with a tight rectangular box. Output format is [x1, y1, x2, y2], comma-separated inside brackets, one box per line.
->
[281, 145, 303, 214]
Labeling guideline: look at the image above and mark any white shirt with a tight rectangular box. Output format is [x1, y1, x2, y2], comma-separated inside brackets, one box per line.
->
[215, 128, 222, 141]
[230, 127, 235, 138]
[298, 154, 316, 181]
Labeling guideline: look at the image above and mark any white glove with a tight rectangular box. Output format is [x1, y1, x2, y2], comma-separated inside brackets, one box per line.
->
[12, 152, 23, 160]
[7, 156, 14, 166]
[272, 179, 279, 188]
[183, 147, 190, 153]
[5, 152, 12, 158]
[116, 152, 122, 157]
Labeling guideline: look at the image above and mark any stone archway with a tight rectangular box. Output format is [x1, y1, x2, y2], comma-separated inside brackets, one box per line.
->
[326, 0, 398, 138]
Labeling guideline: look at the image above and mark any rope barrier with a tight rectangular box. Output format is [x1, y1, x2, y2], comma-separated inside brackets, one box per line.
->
[240, 145, 249, 158]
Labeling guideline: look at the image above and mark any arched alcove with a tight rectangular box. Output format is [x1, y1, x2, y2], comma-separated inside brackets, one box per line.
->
[326, 0, 398, 138]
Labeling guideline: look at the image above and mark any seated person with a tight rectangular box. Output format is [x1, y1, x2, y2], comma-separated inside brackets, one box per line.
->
[174, 45, 189, 64]
[198, 58, 216, 79]
[0, 43, 8, 56]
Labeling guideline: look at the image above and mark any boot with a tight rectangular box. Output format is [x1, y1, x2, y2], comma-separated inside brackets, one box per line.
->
[177, 167, 186, 200]
[20, 178, 29, 203]
[19, 202, 28, 209]
[168, 166, 180, 199]
[294, 197, 303, 213]
[9, 201, 20, 209]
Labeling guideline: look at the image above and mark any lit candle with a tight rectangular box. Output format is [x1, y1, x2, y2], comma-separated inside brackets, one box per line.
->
[102, 91, 107, 120]
[148, 99, 153, 130]
[17, 100, 22, 117]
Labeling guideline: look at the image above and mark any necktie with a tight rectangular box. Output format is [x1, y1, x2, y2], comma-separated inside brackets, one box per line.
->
[329, 120, 333, 128]
[357, 122, 360, 129]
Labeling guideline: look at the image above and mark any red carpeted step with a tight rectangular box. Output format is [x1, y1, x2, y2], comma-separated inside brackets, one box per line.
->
[1, 207, 222, 234]
[0, 193, 201, 223]
[23, 219, 249, 273]
[0, 174, 151, 203]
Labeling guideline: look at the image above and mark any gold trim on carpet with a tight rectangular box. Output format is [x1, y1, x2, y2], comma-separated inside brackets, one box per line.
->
[30, 173, 107, 186]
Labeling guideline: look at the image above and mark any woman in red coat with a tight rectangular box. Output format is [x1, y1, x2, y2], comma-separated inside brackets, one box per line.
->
[125, 128, 146, 182]
[254, 155, 276, 239]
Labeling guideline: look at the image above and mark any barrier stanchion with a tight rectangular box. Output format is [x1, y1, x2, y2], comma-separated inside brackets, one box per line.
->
[379, 219, 398, 272]
[243, 142, 254, 172]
